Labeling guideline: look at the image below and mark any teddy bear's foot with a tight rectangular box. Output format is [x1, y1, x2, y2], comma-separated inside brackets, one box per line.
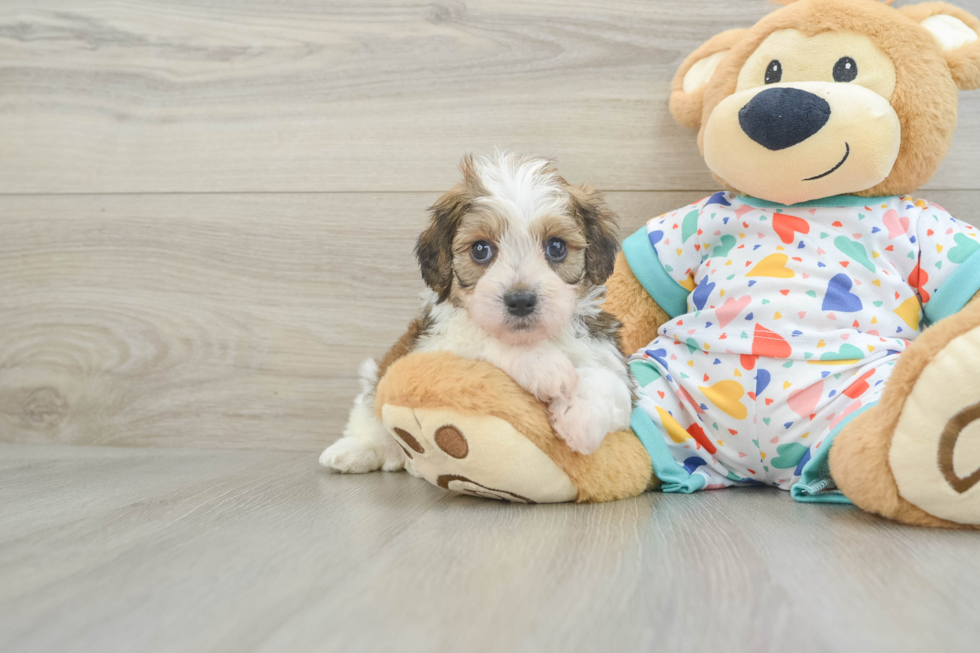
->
[375, 351, 656, 503]
[381, 405, 579, 503]
[830, 300, 980, 528]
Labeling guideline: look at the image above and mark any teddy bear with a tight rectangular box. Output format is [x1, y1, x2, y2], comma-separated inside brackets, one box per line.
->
[369, 0, 980, 528]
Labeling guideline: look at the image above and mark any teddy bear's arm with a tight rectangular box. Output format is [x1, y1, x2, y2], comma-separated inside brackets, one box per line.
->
[603, 251, 672, 356]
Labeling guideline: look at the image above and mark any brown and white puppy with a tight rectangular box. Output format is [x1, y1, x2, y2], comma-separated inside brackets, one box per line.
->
[321, 153, 634, 474]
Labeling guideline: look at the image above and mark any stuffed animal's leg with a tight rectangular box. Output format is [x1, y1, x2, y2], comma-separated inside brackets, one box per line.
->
[376, 351, 656, 503]
[829, 298, 980, 528]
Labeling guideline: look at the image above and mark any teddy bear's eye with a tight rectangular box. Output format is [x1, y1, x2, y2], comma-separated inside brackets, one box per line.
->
[764, 59, 782, 84]
[833, 56, 858, 82]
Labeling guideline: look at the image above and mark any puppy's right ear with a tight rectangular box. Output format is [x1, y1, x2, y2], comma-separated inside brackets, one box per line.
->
[670, 29, 746, 128]
[415, 156, 482, 301]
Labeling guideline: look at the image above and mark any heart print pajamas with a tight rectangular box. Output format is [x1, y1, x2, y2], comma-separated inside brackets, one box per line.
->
[623, 192, 980, 502]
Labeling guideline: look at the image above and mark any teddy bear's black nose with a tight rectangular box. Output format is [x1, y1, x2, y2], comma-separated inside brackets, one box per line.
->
[739, 87, 831, 151]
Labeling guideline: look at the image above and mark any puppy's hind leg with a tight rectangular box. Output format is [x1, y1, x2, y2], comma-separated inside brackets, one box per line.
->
[320, 359, 407, 473]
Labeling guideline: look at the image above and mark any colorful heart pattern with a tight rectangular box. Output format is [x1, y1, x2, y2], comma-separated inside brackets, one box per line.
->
[773, 212, 810, 244]
[747, 253, 796, 278]
[627, 191, 980, 494]
[717, 295, 752, 328]
[822, 273, 863, 313]
[834, 236, 876, 272]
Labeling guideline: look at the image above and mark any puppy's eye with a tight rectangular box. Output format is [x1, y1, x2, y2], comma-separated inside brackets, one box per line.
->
[470, 240, 494, 264]
[545, 237, 567, 262]
[764, 60, 782, 84]
[833, 56, 857, 82]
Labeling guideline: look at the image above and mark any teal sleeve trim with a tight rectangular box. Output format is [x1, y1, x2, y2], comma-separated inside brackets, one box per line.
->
[622, 227, 691, 318]
[924, 248, 980, 324]
[630, 407, 706, 494]
[791, 402, 877, 504]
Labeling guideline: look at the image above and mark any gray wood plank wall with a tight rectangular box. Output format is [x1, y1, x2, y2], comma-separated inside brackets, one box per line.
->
[2, 0, 979, 451]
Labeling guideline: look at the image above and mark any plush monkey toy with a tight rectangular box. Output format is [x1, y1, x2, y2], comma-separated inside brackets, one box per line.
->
[375, 0, 980, 528]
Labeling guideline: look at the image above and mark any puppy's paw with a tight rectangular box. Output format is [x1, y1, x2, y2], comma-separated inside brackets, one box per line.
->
[549, 397, 607, 455]
[320, 437, 402, 474]
[500, 346, 579, 403]
[533, 355, 580, 403]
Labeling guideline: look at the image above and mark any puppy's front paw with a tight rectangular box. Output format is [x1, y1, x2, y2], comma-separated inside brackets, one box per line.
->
[503, 348, 579, 403]
[320, 437, 402, 474]
[549, 398, 606, 455]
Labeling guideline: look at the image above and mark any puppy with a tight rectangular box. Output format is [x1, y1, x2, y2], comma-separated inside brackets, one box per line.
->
[321, 153, 634, 474]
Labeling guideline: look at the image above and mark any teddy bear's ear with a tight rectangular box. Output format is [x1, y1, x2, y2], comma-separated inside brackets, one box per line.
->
[901, 2, 980, 91]
[669, 29, 747, 128]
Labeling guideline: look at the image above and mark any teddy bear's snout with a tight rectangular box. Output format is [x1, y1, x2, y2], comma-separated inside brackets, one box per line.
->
[738, 87, 832, 151]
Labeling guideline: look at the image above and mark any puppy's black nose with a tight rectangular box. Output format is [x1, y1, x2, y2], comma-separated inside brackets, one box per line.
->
[738, 87, 831, 151]
[505, 290, 537, 317]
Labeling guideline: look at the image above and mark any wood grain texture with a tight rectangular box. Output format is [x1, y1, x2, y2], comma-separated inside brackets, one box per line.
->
[2, 190, 979, 451]
[2, 0, 979, 193]
[1, 443, 979, 653]
[0, 190, 701, 451]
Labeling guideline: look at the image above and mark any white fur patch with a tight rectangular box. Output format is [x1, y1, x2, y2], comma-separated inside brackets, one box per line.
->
[320, 359, 406, 473]
[472, 152, 568, 227]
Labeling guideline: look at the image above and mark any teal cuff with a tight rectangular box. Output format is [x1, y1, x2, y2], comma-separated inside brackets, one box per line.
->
[622, 227, 691, 318]
[630, 406, 707, 494]
[925, 248, 980, 324]
[791, 402, 877, 504]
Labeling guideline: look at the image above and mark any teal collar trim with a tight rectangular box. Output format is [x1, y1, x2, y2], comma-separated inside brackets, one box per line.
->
[924, 247, 980, 324]
[736, 195, 896, 210]
[622, 227, 691, 318]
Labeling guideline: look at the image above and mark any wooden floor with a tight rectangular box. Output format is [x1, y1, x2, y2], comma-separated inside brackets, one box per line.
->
[2, 443, 980, 653]
[3, 1, 980, 651]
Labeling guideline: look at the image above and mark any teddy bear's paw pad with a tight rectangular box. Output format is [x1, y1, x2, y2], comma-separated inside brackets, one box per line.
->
[890, 325, 980, 524]
[380, 404, 578, 504]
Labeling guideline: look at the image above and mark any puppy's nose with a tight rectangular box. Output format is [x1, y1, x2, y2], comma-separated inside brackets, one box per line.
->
[738, 87, 831, 151]
[504, 290, 537, 317]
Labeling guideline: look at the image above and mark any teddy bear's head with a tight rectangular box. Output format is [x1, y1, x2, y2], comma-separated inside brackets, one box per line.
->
[670, 0, 980, 205]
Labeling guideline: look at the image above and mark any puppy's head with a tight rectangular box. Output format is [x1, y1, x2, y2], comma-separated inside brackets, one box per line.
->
[415, 153, 618, 345]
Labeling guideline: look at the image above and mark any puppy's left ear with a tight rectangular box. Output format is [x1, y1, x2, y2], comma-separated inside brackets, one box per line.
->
[902, 2, 980, 90]
[567, 184, 619, 286]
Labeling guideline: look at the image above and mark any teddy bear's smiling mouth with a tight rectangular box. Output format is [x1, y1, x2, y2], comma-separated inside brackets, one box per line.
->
[803, 143, 850, 181]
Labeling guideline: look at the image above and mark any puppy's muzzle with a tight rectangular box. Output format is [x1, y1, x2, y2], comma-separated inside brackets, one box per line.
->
[504, 290, 537, 318]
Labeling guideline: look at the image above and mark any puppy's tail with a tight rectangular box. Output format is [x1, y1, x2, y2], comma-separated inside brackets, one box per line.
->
[357, 358, 380, 395]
